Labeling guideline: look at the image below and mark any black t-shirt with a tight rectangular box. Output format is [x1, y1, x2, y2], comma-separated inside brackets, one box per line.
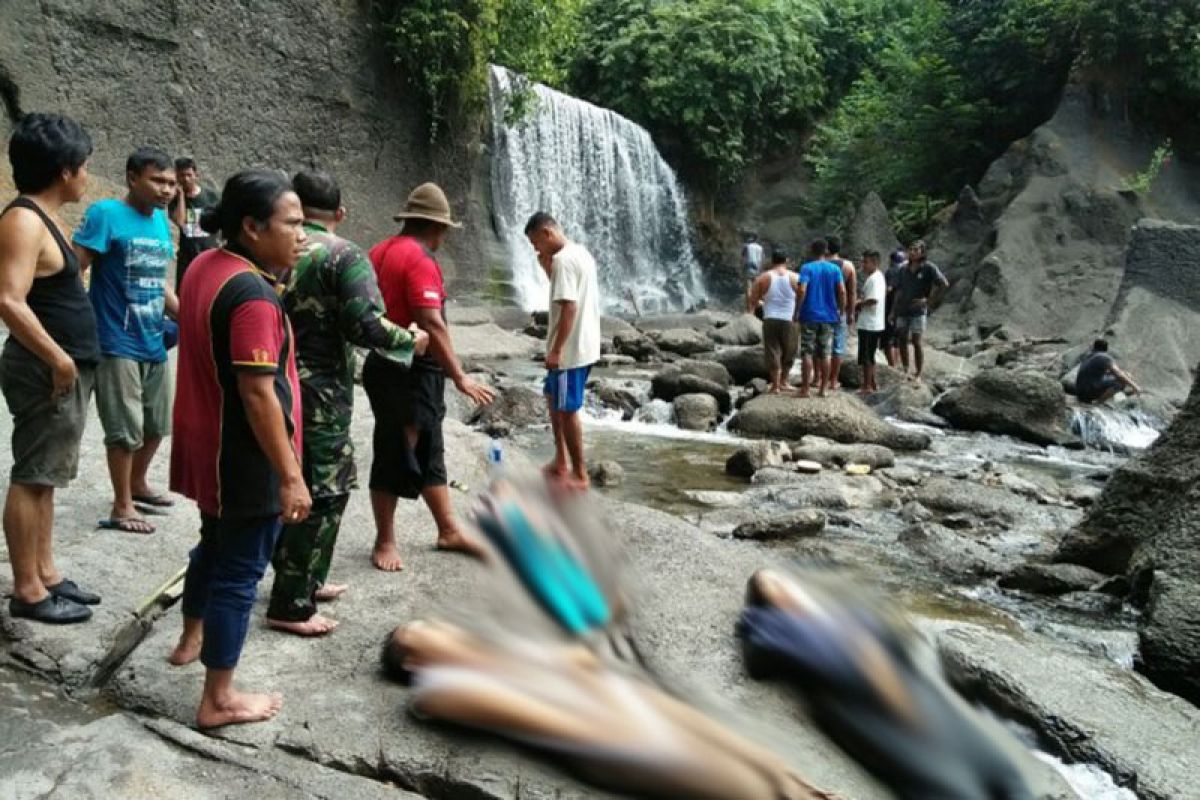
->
[175, 187, 220, 285]
[1076, 352, 1115, 399]
[893, 262, 948, 317]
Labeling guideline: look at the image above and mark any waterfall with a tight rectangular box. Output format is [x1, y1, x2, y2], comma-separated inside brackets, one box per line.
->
[488, 66, 707, 313]
[1070, 405, 1163, 453]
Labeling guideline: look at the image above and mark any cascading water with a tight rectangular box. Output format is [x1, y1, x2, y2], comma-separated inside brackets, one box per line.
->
[1070, 405, 1163, 453]
[488, 66, 707, 313]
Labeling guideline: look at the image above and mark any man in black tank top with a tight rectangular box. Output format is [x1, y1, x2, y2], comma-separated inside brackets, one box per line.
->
[0, 114, 101, 624]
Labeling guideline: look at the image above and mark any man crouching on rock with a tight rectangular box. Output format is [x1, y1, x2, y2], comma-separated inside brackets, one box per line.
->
[167, 171, 311, 727]
[525, 212, 601, 490]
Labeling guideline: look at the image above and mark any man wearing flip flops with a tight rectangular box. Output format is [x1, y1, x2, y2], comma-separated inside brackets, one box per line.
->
[74, 147, 180, 534]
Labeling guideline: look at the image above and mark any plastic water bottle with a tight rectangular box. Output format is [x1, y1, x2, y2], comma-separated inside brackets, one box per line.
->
[487, 438, 504, 474]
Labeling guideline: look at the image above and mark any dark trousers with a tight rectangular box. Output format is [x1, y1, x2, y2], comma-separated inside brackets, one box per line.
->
[181, 512, 282, 670]
[267, 493, 350, 622]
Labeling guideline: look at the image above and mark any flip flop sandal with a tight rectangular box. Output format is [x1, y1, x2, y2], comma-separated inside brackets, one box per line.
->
[46, 578, 101, 605]
[133, 502, 171, 517]
[132, 493, 175, 508]
[97, 517, 157, 534]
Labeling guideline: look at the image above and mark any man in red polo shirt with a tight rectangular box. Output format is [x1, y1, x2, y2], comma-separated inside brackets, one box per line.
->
[364, 182, 494, 572]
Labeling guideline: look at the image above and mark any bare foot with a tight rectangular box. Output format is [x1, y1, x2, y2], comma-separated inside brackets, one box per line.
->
[564, 475, 591, 492]
[267, 614, 339, 637]
[829, 382, 841, 391]
[796, 390, 810, 399]
[817, 389, 826, 398]
[435, 530, 485, 558]
[168, 635, 202, 666]
[372, 542, 405, 572]
[541, 461, 568, 480]
[196, 690, 283, 729]
[314, 583, 347, 602]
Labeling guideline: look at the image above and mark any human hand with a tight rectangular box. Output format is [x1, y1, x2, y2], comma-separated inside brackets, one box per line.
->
[409, 324, 430, 357]
[456, 375, 496, 406]
[50, 354, 78, 399]
[280, 472, 312, 523]
[546, 349, 562, 370]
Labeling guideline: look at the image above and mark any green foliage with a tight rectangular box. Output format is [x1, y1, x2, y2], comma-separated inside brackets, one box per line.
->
[377, 0, 581, 140]
[1123, 140, 1174, 195]
[569, 0, 827, 192]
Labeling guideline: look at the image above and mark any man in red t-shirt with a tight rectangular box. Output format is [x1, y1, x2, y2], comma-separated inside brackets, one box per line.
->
[363, 183, 494, 571]
[164, 172, 311, 729]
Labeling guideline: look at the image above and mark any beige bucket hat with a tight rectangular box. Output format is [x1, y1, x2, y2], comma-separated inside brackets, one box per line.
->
[393, 182, 462, 228]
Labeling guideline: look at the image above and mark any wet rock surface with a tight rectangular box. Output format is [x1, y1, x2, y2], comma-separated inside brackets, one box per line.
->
[731, 510, 826, 540]
[673, 393, 721, 431]
[731, 393, 932, 451]
[934, 368, 1076, 447]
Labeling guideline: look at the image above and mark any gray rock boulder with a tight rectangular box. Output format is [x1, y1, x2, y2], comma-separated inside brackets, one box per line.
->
[865, 380, 943, 426]
[789, 442, 895, 470]
[732, 510, 826, 540]
[601, 315, 640, 341]
[1055, 369, 1200, 703]
[1000, 563, 1107, 595]
[673, 393, 721, 431]
[710, 314, 763, 346]
[837, 361, 905, 390]
[634, 313, 719, 333]
[730, 393, 931, 451]
[589, 379, 642, 420]
[612, 333, 661, 362]
[844, 192, 902, 260]
[725, 441, 791, 478]
[650, 327, 715, 357]
[933, 368, 1076, 446]
[701, 346, 770, 384]
[469, 385, 545, 437]
[651, 367, 732, 413]
[588, 460, 625, 487]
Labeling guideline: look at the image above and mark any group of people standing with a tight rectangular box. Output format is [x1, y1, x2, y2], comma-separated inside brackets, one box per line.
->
[746, 236, 950, 396]
[0, 111, 602, 728]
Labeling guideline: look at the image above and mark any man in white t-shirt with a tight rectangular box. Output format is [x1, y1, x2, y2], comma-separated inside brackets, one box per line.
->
[854, 250, 886, 395]
[525, 212, 601, 489]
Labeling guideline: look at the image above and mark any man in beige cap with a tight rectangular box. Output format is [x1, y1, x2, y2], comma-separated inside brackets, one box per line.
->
[364, 183, 494, 571]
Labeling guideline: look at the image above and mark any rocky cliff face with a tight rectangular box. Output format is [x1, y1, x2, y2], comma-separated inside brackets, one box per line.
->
[0, 0, 494, 292]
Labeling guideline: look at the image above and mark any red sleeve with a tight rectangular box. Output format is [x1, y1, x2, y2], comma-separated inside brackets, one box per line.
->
[229, 299, 284, 373]
[406, 255, 445, 310]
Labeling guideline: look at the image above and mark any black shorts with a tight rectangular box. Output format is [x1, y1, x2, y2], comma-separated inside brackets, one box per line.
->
[362, 353, 447, 498]
[1077, 373, 1122, 403]
[857, 330, 882, 366]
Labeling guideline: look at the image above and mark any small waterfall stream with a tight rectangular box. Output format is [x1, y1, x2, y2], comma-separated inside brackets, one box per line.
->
[488, 66, 707, 313]
[1070, 405, 1163, 452]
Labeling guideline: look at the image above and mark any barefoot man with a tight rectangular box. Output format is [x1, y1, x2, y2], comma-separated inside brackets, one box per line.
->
[525, 213, 601, 489]
[364, 183, 494, 571]
[265, 171, 429, 635]
[168, 170, 311, 727]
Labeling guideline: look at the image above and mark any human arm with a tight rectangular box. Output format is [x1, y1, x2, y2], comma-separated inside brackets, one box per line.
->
[335, 250, 427, 363]
[844, 265, 857, 324]
[412, 305, 494, 405]
[236, 371, 310, 522]
[746, 274, 767, 313]
[835, 280, 846, 316]
[546, 300, 577, 370]
[170, 190, 186, 229]
[164, 285, 179, 319]
[1112, 365, 1141, 394]
[0, 212, 77, 396]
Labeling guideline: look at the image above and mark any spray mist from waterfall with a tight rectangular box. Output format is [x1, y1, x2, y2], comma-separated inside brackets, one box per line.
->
[488, 66, 707, 314]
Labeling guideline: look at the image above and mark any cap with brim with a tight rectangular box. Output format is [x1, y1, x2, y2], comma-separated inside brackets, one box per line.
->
[393, 182, 462, 228]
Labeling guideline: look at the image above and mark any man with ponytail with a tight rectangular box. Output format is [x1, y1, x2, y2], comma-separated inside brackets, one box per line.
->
[167, 170, 311, 727]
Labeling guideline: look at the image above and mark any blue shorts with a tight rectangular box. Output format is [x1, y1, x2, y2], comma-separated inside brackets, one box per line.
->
[544, 365, 592, 413]
[832, 320, 849, 357]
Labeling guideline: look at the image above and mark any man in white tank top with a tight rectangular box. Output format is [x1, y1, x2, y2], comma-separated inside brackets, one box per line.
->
[747, 250, 798, 393]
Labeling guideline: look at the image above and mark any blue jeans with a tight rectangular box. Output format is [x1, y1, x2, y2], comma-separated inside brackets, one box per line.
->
[181, 512, 282, 670]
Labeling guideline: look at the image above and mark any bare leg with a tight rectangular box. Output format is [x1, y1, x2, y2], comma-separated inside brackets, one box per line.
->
[911, 333, 924, 381]
[816, 357, 829, 398]
[425, 484, 484, 557]
[196, 667, 283, 728]
[829, 356, 842, 392]
[864, 364, 877, 394]
[897, 335, 911, 375]
[561, 411, 589, 489]
[129, 436, 163, 497]
[6, 483, 54, 603]
[169, 616, 204, 666]
[105, 446, 153, 532]
[543, 398, 568, 479]
[370, 489, 404, 571]
[798, 356, 812, 398]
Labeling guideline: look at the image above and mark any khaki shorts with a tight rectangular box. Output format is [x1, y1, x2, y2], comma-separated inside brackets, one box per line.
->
[800, 323, 836, 358]
[96, 356, 173, 450]
[762, 318, 798, 372]
[0, 346, 95, 488]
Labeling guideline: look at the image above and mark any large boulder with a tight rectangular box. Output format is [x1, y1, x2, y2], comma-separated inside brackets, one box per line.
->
[789, 441, 895, 470]
[731, 510, 826, 541]
[601, 315, 641, 341]
[999, 563, 1107, 595]
[1055, 370, 1200, 703]
[725, 441, 792, 478]
[651, 367, 732, 413]
[612, 333, 661, 362]
[702, 346, 769, 384]
[933, 368, 1075, 446]
[730, 394, 931, 451]
[674, 359, 733, 387]
[634, 312, 719, 333]
[469, 385, 545, 437]
[673, 393, 721, 431]
[589, 379, 642, 421]
[710, 314, 763, 346]
[844, 192, 902, 261]
[650, 327, 715, 357]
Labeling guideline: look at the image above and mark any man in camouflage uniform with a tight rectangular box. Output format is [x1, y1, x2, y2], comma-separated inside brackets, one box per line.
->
[266, 171, 428, 636]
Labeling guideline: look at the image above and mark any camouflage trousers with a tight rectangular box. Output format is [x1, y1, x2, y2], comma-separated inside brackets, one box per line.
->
[267, 493, 350, 622]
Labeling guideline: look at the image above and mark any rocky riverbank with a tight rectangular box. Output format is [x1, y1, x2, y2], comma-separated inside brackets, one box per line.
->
[2, 307, 1197, 800]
